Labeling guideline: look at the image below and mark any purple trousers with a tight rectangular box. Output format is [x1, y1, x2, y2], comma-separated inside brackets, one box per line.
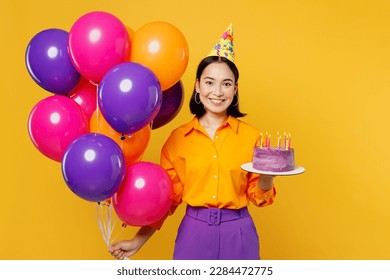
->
[173, 205, 260, 260]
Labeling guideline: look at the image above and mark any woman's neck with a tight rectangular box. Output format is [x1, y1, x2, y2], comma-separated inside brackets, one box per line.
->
[199, 113, 228, 139]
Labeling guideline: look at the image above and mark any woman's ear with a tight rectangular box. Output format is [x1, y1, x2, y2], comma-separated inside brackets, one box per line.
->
[195, 79, 200, 93]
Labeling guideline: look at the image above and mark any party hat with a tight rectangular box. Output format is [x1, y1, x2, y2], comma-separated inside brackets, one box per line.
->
[207, 23, 234, 62]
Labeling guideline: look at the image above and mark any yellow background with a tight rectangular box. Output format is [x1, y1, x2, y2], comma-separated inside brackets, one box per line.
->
[1, 0, 390, 260]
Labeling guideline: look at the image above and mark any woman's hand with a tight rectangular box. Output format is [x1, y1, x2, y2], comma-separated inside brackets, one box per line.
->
[108, 226, 156, 260]
[109, 240, 141, 260]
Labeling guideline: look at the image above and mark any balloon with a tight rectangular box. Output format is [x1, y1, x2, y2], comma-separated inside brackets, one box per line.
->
[62, 133, 125, 202]
[130, 21, 189, 90]
[124, 25, 135, 62]
[28, 95, 89, 162]
[90, 109, 151, 165]
[125, 26, 135, 40]
[124, 25, 135, 61]
[152, 80, 184, 129]
[68, 11, 130, 83]
[98, 62, 162, 134]
[113, 162, 173, 226]
[70, 79, 97, 119]
[25, 28, 80, 95]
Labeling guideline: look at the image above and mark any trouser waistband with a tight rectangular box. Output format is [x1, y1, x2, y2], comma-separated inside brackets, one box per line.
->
[186, 205, 250, 226]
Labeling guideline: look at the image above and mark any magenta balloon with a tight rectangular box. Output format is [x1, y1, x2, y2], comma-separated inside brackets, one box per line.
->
[68, 11, 130, 83]
[152, 80, 184, 129]
[113, 162, 173, 226]
[25, 28, 80, 95]
[98, 62, 162, 134]
[28, 95, 89, 162]
[62, 133, 125, 202]
[70, 79, 97, 120]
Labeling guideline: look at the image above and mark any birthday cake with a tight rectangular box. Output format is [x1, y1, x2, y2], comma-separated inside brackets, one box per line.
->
[252, 132, 295, 172]
[252, 147, 295, 172]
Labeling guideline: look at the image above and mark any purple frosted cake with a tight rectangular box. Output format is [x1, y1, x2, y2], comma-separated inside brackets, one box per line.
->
[252, 147, 295, 172]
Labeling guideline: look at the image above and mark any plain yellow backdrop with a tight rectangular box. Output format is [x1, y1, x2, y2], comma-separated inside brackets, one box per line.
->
[1, 0, 390, 260]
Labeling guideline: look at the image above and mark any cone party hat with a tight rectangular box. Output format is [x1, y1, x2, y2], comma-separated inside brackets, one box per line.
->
[207, 23, 234, 62]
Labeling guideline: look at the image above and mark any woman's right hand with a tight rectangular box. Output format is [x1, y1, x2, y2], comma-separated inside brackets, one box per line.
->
[109, 240, 141, 260]
[108, 226, 156, 260]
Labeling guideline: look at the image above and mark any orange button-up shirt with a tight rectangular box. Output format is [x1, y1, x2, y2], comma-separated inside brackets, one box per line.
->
[160, 116, 276, 217]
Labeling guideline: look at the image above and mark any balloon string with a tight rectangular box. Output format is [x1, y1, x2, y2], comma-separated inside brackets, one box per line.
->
[96, 203, 109, 246]
[96, 202, 111, 246]
[107, 201, 113, 242]
[110, 223, 125, 245]
[96, 201, 126, 248]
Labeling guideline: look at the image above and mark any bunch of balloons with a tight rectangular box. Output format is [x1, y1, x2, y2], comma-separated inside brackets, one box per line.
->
[26, 11, 187, 226]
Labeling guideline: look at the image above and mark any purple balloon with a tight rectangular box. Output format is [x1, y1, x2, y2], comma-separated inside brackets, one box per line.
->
[98, 62, 162, 134]
[152, 80, 184, 129]
[25, 28, 81, 95]
[62, 133, 125, 202]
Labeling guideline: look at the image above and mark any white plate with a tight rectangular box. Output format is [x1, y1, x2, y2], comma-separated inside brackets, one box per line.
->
[241, 162, 305, 176]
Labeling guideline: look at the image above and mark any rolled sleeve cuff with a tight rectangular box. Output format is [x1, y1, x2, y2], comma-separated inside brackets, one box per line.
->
[253, 186, 276, 207]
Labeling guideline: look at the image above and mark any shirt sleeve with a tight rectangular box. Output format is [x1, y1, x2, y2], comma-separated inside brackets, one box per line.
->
[149, 139, 184, 230]
[246, 172, 277, 207]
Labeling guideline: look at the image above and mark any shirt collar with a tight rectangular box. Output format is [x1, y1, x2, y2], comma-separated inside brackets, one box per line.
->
[184, 115, 239, 136]
[226, 115, 239, 133]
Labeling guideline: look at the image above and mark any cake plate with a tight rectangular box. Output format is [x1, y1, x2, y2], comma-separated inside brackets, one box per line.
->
[241, 163, 305, 176]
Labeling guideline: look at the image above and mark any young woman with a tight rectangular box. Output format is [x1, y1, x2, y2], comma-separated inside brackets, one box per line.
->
[109, 54, 277, 260]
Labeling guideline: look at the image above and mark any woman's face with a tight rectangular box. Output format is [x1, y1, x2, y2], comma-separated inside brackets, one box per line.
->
[195, 61, 237, 116]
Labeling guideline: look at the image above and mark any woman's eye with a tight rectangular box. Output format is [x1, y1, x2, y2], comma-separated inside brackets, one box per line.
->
[223, 82, 232, 87]
[205, 81, 213, 85]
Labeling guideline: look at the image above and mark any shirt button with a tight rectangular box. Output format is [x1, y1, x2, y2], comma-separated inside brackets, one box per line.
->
[213, 154, 217, 158]
[214, 175, 218, 179]
[212, 195, 216, 199]
[215, 135, 219, 139]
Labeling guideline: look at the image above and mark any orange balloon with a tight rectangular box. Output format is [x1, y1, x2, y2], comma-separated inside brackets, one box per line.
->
[130, 21, 189, 91]
[90, 110, 151, 165]
[125, 25, 135, 40]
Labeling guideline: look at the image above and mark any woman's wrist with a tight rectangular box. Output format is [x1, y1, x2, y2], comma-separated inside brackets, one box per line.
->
[134, 226, 156, 246]
[257, 175, 275, 191]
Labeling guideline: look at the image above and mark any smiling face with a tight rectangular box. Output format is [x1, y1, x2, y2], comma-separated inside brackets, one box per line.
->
[195, 61, 238, 117]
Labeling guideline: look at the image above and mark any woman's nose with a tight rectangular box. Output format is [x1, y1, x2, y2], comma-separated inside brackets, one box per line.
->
[213, 87, 223, 96]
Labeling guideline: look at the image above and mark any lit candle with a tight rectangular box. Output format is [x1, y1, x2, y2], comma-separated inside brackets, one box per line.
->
[277, 132, 281, 150]
[285, 133, 288, 150]
[267, 134, 271, 150]
[285, 133, 291, 150]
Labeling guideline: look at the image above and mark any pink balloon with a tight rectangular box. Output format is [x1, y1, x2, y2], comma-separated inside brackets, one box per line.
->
[28, 95, 89, 162]
[113, 162, 173, 226]
[68, 11, 131, 83]
[70, 79, 97, 120]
